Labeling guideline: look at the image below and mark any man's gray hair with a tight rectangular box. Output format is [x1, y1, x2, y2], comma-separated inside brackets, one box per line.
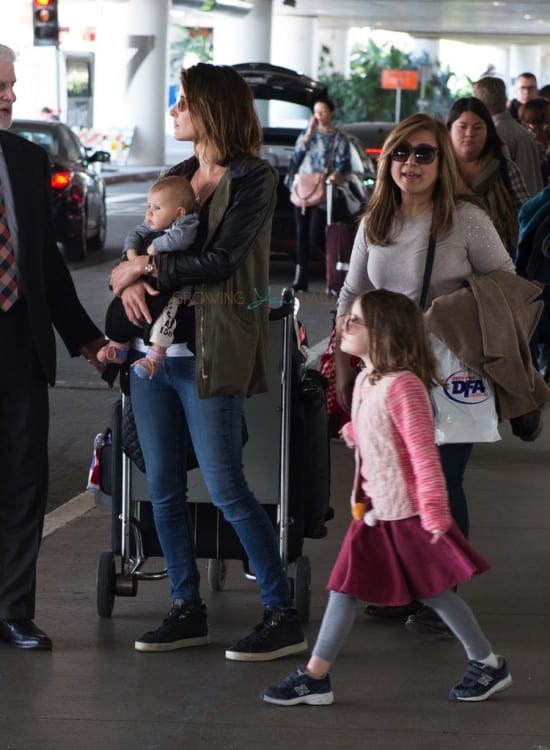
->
[0, 45, 16, 63]
[472, 76, 507, 115]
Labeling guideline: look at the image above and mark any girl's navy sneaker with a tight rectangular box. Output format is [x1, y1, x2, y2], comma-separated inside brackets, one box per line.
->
[449, 657, 512, 701]
[261, 667, 334, 706]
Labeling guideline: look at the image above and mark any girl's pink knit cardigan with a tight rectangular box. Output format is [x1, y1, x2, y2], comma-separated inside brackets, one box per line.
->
[341, 369, 452, 534]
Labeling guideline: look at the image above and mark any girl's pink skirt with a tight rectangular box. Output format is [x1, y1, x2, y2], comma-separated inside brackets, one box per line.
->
[327, 516, 490, 605]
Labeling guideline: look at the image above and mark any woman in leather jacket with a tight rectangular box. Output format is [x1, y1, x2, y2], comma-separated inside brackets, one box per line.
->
[109, 63, 307, 660]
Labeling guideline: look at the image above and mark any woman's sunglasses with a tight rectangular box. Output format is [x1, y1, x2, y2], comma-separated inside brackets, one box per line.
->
[390, 142, 440, 165]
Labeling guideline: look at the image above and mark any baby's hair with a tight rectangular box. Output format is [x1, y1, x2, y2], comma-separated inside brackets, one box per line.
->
[149, 175, 196, 213]
[357, 289, 440, 389]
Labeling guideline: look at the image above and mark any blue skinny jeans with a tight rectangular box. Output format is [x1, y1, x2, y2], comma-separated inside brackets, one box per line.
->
[438, 443, 474, 538]
[129, 353, 293, 609]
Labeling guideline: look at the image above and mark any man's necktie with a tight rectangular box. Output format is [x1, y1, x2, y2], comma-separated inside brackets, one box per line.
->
[0, 180, 18, 312]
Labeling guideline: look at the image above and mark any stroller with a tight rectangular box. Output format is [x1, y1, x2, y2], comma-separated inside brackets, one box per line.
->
[94, 289, 333, 622]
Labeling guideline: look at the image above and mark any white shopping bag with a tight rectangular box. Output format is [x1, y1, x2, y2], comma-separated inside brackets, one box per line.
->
[429, 335, 501, 445]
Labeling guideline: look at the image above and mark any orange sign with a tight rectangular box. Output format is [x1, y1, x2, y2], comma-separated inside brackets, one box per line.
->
[381, 69, 419, 90]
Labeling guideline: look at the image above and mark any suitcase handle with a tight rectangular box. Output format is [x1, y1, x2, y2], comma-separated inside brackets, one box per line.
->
[326, 179, 333, 226]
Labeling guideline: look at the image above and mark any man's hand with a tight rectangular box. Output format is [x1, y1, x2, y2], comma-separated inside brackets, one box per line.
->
[80, 336, 108, 374]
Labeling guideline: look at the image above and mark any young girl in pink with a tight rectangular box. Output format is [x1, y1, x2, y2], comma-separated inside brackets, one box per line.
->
[262, 289, 512, 706]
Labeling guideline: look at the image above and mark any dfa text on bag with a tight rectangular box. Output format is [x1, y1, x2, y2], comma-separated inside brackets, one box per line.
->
[430, 335, 500, 445]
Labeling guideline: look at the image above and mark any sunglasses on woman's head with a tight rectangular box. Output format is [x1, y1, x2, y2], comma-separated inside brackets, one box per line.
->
[390, 142, 439, 165]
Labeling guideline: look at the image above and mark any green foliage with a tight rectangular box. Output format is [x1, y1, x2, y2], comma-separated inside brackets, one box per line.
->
[169, 25, 213, 80]
[319, 39, 455, 123]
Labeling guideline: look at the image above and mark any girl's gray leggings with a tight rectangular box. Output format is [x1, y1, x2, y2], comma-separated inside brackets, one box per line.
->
[312, 589, 492, 664]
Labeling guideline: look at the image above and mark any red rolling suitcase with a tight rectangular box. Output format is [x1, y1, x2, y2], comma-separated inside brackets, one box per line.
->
[325, 181, 357, 297]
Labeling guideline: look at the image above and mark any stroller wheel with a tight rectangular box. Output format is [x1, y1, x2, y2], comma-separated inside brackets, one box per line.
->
[96, 551, 116, 618]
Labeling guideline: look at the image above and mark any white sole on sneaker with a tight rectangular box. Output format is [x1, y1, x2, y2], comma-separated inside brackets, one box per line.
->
[135, 635, 209, 652]
[451, 673, 513, 702]
[225, 638, 308, 662]
[262, 691, 334, 706]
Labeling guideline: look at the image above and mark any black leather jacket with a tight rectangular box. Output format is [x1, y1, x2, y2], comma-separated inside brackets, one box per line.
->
[155, 154, 278, 397]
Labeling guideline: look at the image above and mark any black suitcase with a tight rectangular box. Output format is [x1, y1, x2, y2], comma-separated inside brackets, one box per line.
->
[289, 369, 332, 539]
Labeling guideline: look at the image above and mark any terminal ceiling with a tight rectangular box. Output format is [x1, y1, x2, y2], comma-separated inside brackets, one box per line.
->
[275, 0, 550, 43]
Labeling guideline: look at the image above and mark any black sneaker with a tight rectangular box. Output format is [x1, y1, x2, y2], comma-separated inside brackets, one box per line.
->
[261, 667, 334, 706]
[449, 657, 512, 702]
[135, 600, 209, 652]
[225, 607, 307, 662]
[405, 605, 452, 635]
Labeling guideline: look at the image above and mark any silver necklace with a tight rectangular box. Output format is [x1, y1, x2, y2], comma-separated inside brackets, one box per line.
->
[193, 167, 225, 205]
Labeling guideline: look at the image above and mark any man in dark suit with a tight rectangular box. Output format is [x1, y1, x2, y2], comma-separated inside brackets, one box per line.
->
[0, 44, 106, 650]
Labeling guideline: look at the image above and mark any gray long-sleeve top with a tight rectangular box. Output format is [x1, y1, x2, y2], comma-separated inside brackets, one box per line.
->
[123, 213, 200, 256]
[336, 201, 516, 316]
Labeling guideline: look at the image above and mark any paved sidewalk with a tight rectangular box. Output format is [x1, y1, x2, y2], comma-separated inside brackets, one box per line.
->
[1, 421, 550, 749]
[103, 165, 162, 185]
[3, 156, 548, 750]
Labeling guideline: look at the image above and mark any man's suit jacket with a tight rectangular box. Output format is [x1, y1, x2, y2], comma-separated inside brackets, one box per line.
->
[0, 130, 101, 384]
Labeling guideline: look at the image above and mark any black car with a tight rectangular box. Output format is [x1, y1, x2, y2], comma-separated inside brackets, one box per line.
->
[8, 119, 111, 261]
[234, 63, 376, 260]
[341, 121, 395, 161]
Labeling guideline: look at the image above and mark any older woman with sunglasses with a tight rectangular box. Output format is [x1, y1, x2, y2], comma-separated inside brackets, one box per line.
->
[333, 112, 515, 630]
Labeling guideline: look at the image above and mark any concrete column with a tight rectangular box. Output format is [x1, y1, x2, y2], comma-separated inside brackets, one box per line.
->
[270, 14, 318, 78]
[509, 44, 542, 83]
[124, 0, 170, 165]
[318, 23, 350, 75]
[408, 38, 440, 60]
[212, 0, 272, 65]
[269, 14, 319, 127]
[211, 0, 272, 124]
[93, 1, 129, 131]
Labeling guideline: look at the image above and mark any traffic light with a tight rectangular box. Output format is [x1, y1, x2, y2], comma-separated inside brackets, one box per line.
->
[33, 0, 59, 47]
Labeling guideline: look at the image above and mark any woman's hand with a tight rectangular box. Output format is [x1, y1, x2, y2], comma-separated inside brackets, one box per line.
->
[110, 256, 152, 297]
[430, 530, 445, 545]
[303, 115, 317, 146]
[120, 281, 158, 327]
[327, 170, 344, 185]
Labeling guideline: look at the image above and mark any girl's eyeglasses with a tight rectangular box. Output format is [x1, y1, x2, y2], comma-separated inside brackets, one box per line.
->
[344, 314, 367, 334]
[390, 142, 439, 165]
